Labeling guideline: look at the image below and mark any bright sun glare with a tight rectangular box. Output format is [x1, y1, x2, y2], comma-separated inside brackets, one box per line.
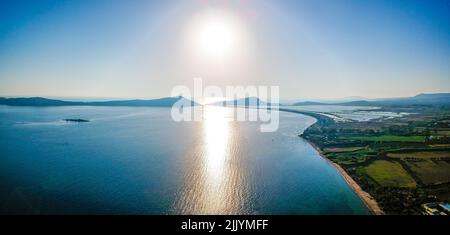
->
[191, 10, 240, 58]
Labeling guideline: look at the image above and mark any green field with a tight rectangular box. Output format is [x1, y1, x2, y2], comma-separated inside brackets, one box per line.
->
[403, 160, 450, 185]
[362, 160, 417, 188]
[437, 130, 450, 135]
[387, 151, 450, 159]
[428, 144, 450, 148]
[326, 148, 376, 165]
[344, 135, 426, 142]
[323, 147, 365, 153]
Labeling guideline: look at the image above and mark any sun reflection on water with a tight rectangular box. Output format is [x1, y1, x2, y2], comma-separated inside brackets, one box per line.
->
[200, 106, 233, 213]
[172, 106, 249, 214]
[203, 106, 231, 182]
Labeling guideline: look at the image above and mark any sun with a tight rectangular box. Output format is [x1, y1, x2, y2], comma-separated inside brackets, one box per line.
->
[190, 10, 240, 58]
[197, 18, 234, 56]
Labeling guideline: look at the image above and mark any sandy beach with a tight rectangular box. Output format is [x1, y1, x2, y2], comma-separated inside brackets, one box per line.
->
[306, 140, 385, 215]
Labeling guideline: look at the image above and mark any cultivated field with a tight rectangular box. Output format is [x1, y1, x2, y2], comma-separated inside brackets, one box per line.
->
[403, 160, 450, 185]
[362, 160, 417, 188]
[344, 135, 426, 142]
[387, 151, 450, 159]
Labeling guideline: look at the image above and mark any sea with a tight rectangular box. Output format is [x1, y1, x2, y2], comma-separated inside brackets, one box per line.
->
[0, 105, 369, 214]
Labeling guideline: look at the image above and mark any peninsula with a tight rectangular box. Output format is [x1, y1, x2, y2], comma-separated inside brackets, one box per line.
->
[292, 94, 450, 214]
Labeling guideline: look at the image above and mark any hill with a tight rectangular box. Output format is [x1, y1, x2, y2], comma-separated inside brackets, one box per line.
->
[211, 97, 276, 107]
[291, 93, 450, 107]
[0, 96, 198, 107]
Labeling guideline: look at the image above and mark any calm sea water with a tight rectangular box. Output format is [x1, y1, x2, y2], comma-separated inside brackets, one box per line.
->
[0, 105, 369, 214]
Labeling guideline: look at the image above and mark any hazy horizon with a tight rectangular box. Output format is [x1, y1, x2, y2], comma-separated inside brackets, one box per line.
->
[1, 91, 450, 104]
[1, 0, 449, 100]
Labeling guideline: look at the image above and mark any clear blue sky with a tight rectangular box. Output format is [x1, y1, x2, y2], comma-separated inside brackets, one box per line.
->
[0, 0, 449, 99]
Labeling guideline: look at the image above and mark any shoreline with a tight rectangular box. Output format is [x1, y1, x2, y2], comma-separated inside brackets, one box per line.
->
[305, 139, 385, 215]
[281, 108, 385, 215]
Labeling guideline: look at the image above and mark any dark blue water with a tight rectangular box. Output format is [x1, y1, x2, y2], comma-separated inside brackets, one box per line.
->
[0, 105, 369, 214]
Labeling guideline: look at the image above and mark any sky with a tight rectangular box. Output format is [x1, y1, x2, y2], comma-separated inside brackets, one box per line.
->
[0, 0, 449, 100]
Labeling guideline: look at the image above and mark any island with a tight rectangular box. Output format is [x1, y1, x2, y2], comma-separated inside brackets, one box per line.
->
[64, 119, 90, 123]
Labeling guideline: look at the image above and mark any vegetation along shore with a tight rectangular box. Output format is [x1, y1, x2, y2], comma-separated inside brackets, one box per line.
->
[294, 102, 450, 215]
[306, 139, 385, 215]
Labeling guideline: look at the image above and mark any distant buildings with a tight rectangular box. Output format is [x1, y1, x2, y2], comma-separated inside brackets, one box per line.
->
[422, 202, 449, 215]
[439, 203, 450, 214]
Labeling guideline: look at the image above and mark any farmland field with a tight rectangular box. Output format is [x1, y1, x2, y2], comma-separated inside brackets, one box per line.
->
[344, 135, 426, 142]
[387, 151, 450, 159]
[436, 130, 450, 135]
[362, 160, 417, 188]
[403, 160, 450, 185]
[327, 149, 376, 165]
[323, 147, 365, 153]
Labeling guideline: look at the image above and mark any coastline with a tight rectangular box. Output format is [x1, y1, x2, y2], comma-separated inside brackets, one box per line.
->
[305, 139, 385, 215]
[281, 107, 385, 215]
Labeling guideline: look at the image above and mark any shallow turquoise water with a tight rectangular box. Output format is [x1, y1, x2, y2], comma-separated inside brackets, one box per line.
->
[0, 105, 369, 214]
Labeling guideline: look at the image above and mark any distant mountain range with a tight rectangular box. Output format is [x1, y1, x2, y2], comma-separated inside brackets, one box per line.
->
[282, 96, 368, 105]
[211, 97, 276, 107]
[292, 93, 450, 106]
[1, 93, 448, 107]
[0, 96, 199, 107]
